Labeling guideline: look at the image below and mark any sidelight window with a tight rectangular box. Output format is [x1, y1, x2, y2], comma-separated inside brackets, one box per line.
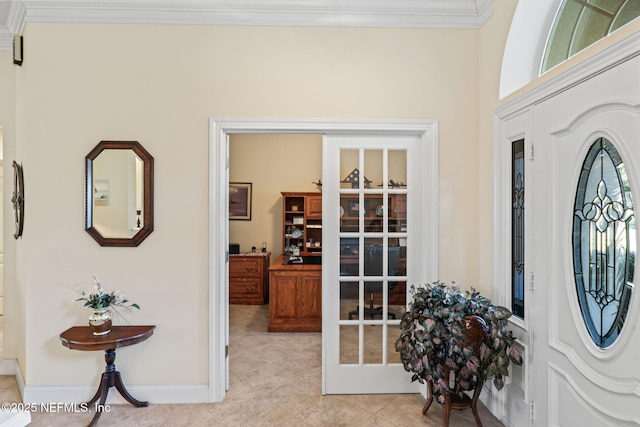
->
[512, 139, 525, 319]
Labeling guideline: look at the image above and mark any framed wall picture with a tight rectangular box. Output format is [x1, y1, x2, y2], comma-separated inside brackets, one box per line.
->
[93, 179, 109, 206]
[229, 182, 252, 220]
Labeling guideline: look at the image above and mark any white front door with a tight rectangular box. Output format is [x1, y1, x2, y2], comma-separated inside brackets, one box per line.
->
[322, 133, 437, 394]
[531, 57, 640, 425]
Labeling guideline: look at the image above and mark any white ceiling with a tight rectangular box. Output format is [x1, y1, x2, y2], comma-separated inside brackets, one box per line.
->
[0, 0, 493, 51]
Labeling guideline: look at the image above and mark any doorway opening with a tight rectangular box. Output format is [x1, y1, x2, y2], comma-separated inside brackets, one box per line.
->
[226, 132, 323, 396]
[209, 118, 437, 402]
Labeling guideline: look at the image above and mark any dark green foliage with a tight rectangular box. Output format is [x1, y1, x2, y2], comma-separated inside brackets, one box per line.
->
[76, 277, 141, 310]
[395, 282, 523, 403]
[77, 290, 140, 310]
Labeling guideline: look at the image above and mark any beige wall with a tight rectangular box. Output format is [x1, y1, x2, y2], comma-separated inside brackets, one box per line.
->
[6, 2, 517, 391]
[0, 49, 26, 377]
[478, 1, 519, 290]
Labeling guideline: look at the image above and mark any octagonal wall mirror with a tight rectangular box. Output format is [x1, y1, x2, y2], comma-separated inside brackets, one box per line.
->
[85, 141, 154, 247]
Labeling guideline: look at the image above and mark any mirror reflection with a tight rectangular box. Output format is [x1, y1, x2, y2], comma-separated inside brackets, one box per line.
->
[85, 141, 154, 247]
[92, 149, 144, 238]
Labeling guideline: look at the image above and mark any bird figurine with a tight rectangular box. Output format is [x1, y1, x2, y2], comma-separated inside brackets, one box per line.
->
[379, 179, 407, 188]
[389, 179, 406, 188]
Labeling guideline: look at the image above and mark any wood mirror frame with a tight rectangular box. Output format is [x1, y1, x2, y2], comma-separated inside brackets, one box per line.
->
[85, 141, 154, 247]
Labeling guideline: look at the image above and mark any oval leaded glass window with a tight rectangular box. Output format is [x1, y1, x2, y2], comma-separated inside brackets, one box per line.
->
[573, 137, 635, 348]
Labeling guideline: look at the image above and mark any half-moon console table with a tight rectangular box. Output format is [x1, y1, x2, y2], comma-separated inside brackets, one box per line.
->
[59, 325, 155, 427]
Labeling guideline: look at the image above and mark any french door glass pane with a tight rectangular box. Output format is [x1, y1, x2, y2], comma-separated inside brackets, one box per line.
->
[338, 146, 408, 366]
[364, 150, 382, 188]
[364, 326, 383, 364]
[340, 325, 358, 364]
[388, 150, 408, 188]
[340, 281, 357, 321]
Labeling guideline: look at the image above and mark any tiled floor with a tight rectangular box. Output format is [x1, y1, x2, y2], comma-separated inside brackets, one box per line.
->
[1, 305, 505, 426]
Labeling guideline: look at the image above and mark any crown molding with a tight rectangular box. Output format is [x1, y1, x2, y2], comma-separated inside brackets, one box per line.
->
[21, 0, 492, 28]
[0, 0, 493, 51]
[0, 1, 25, 51]
[8, 0, 26, 34]
[476, 0, 493, 25]
[0, 27, 11, 51]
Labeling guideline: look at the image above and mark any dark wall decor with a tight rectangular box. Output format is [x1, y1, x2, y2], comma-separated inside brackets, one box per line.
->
[13, 35, 23, 66]
[229, 182, 252, 220]
[12, 161, 24, 239]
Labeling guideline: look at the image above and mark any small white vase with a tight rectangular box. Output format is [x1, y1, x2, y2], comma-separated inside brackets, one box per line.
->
[89, 307, 112, 336]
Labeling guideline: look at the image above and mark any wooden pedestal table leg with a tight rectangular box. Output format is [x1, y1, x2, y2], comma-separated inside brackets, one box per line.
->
[85, 373, 108, 407]
[114, 370, 148, 407]
[85, 348, 149, 427]
[85, 371, 111, 427]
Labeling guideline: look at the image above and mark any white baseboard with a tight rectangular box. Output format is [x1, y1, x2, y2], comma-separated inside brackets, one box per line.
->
[23, 384, 210, 405]
[0, 359, 17, 375]
[0, 359, 26, 398]
[0, 360, 211, 405]
[0, 411, 31, 427]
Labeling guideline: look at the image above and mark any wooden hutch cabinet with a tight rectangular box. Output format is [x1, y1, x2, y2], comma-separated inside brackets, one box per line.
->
[269, 192, 323, 332]
[281, 192, 323, 259]
[229, 252, 270, 304]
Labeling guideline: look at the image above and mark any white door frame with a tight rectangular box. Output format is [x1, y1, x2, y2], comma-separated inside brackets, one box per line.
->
[208, 117, 438, 402]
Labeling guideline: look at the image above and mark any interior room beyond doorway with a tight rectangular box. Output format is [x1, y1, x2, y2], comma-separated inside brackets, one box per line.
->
[228, 133, 322, 263]
[227, 131, 323, 392]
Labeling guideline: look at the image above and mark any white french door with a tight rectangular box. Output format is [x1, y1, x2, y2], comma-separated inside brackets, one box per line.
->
[322, 133, 437, 394]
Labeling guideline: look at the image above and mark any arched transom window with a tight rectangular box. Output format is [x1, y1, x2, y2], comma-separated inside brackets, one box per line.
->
[542, 0, 640, 73]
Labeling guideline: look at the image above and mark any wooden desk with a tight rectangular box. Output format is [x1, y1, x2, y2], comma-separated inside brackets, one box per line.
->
[268, 255, 322, 332]
[60, 325, 155, 427]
